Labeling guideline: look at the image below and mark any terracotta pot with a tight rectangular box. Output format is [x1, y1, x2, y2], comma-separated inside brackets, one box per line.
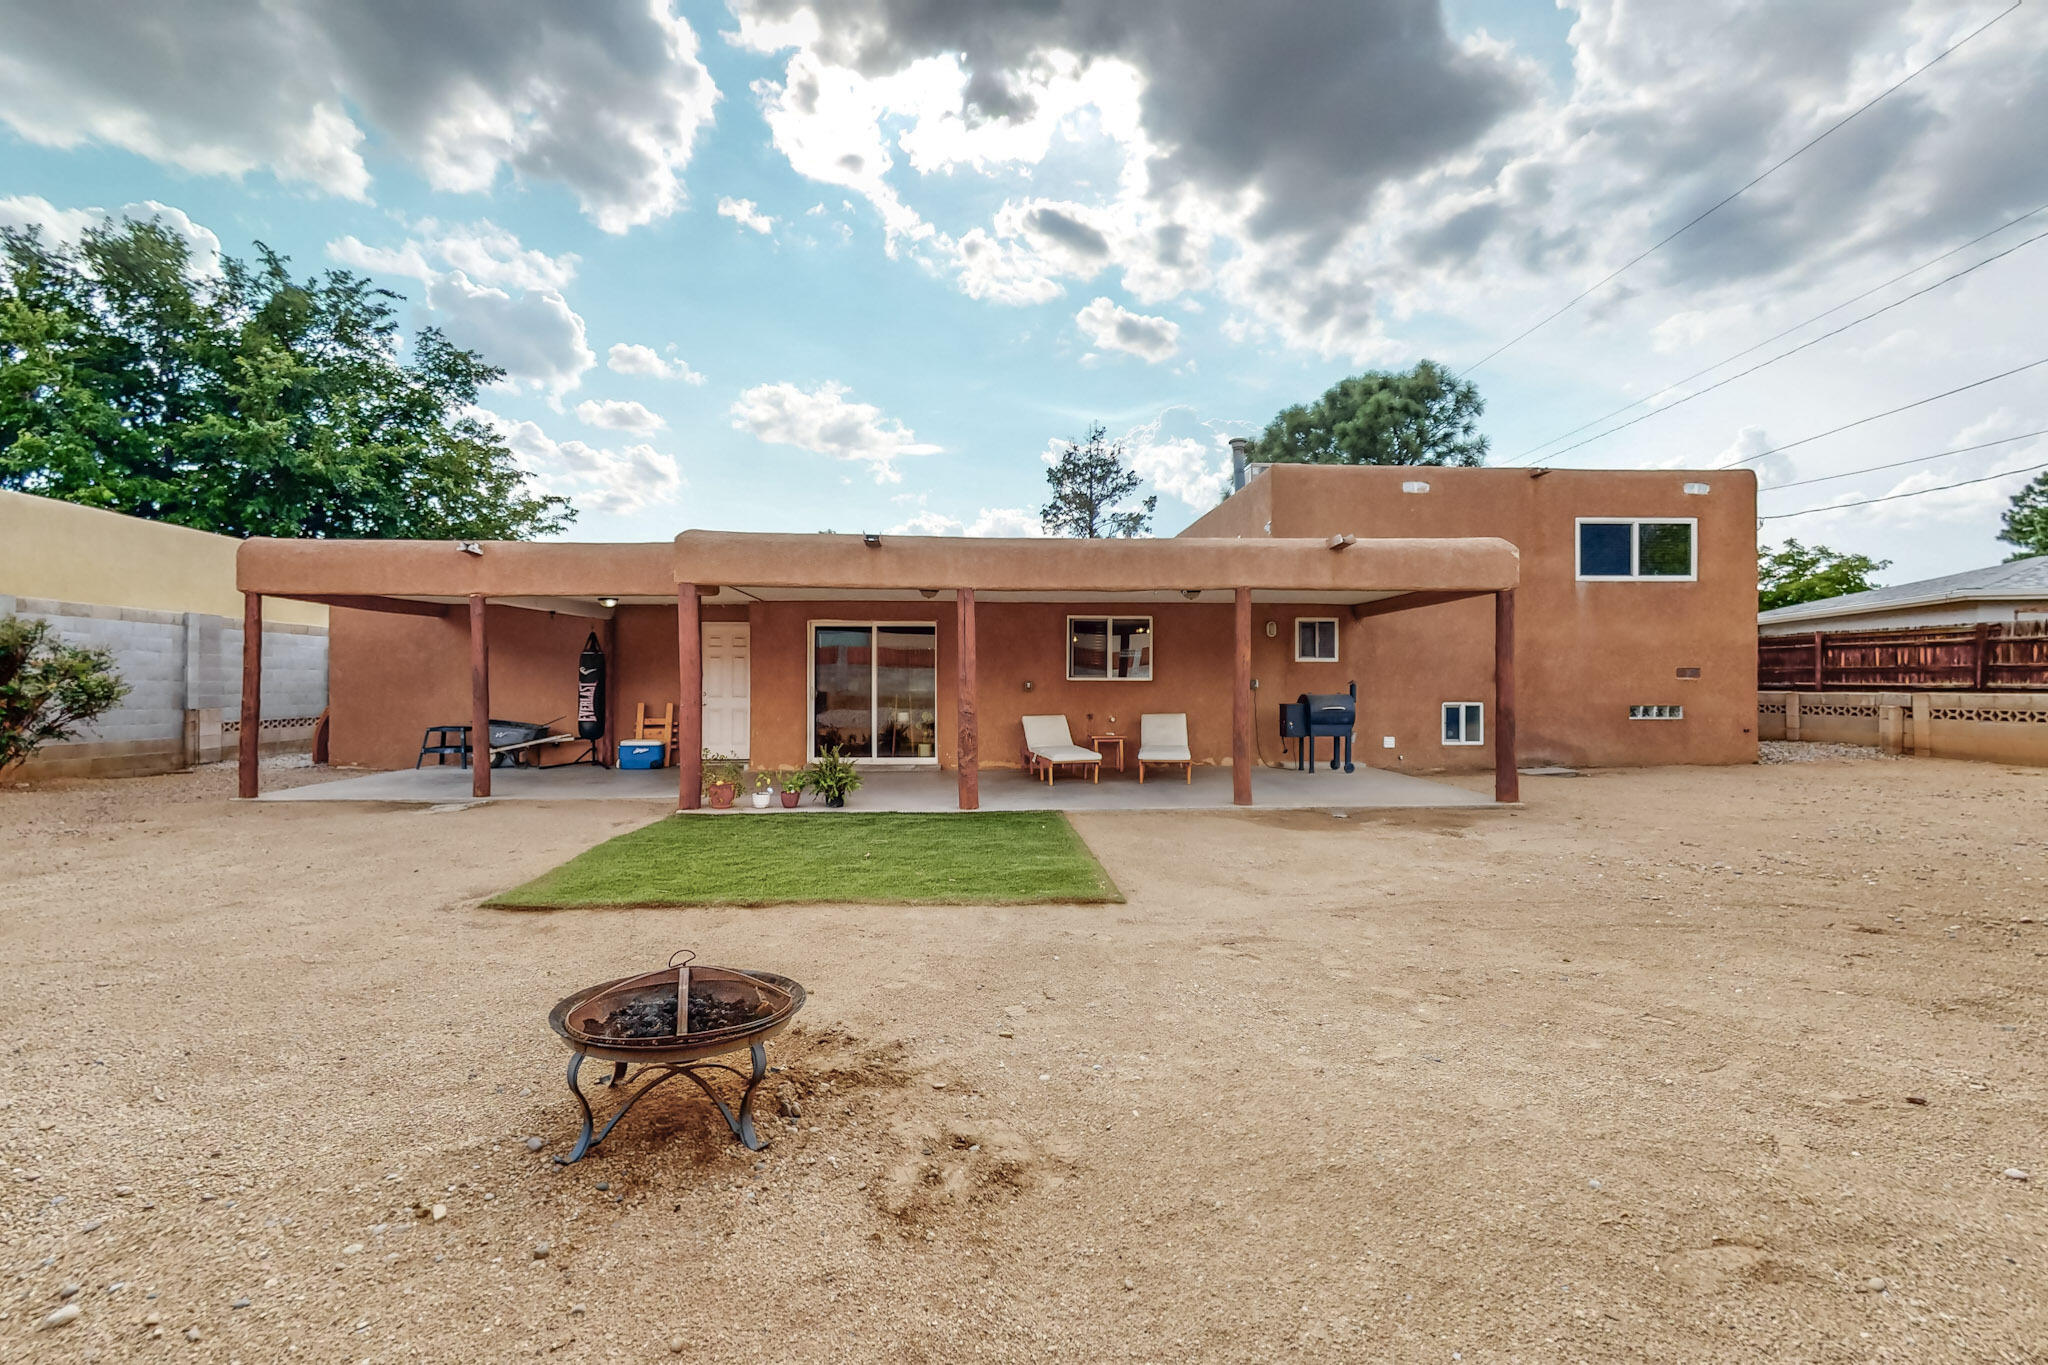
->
[779, 790, 801, 808]
[706, 782, 737, 809]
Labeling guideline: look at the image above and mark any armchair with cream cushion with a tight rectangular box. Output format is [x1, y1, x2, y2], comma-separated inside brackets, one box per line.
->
[1021, 715, 1100, 786]
[1137, 712, 1192, 783]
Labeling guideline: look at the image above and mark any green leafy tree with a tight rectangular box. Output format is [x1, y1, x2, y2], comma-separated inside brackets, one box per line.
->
[0, 614, 128, 772]
[0, 217, 572, 539]
[1040, 423, 1156, 537]
[1251, 360, 1487, 467]
[1998, 471, 2048, 561]
[1757, 539, 1890, 611]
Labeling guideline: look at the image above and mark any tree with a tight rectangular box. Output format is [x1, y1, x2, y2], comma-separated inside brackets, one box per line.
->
[1250, 360, 1487, 467]
[0, 614, 128, 772]
[1757, 539, 1890, 612]
[1040, 423, 1156, 537]
[0, 217, 572, 539]
[1998, 471, 2048, 561]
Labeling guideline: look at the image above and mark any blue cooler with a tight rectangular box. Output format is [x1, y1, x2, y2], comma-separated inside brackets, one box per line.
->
[617, 740, 666, 769]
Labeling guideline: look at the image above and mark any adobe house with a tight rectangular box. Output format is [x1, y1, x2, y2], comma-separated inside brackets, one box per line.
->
[233, 461, 1758, 808]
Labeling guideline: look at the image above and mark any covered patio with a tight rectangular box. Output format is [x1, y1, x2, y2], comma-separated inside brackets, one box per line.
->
[234, 528, 1524, 809]
[257, 757, 1496, 810]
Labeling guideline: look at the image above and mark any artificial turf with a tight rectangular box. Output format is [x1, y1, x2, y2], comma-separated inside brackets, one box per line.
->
[486, 811, 1123, 908]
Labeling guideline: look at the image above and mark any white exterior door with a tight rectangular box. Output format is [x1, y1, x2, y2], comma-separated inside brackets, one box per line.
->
[701, 624, 750, 759]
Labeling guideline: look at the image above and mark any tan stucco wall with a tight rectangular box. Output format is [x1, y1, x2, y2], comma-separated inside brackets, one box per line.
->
[2, 491, 326, 626]
[1186, 465, 1759, 769]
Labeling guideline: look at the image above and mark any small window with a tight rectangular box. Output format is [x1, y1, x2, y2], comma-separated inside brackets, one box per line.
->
[1294, 618, 1338, 662]
[1067, 615, 1153, 681]
[1576, 518, 1697, 580]
[1442, 702, 1484, 745]
[1629, 704, 1684, 720]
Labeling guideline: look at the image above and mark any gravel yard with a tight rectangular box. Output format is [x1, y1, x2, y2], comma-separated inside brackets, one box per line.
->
[1, 756, 2043, 1361]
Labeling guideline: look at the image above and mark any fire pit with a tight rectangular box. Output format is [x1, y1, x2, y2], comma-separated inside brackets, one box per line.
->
[547, 952, 806, 1161]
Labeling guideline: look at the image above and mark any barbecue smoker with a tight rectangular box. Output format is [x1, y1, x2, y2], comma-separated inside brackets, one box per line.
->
[1279, 681, 1358, 772]
[547, 953, 806, 1161]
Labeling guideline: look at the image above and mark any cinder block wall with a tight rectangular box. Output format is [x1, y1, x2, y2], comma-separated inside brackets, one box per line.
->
[1758, 690, 2048, 766]
[2, 593, 328, 779]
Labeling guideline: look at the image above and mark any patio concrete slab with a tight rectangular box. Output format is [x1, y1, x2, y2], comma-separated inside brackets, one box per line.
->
[258, 761, 1497, 811]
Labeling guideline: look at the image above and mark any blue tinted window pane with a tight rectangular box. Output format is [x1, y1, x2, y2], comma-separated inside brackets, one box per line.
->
[1580, 522, 1632, 576]
[1443, 705, 1462, 743]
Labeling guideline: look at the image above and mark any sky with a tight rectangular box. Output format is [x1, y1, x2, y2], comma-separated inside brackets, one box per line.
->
[1, 0, 2044, 586]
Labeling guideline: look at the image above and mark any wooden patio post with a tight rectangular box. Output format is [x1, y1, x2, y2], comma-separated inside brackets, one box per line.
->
[1494, 589, 1519, 804]
[469, 595, 491, 799]
[956, 588, 979, 811]
[238, 593, 262, 798]
[676, 583, 702, 810]
[1232, 587, 1253, 806]
[602, 612, 620, 766]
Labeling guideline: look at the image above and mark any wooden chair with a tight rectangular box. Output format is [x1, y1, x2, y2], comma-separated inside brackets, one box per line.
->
[1137, 713, 1192, 783]
[635, 702, 677, 767]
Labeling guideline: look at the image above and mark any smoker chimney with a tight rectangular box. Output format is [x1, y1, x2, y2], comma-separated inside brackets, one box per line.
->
[1229, 437, 1250, 492]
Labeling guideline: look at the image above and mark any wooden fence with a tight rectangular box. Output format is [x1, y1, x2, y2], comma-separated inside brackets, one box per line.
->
[1759, 622, 2048, 691]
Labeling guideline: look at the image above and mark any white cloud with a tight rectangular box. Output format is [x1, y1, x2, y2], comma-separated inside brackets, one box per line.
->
[729, 380, 940, 483]
[1121, 407, 1246, 509]
[574, 398, 667, 435]
[329, 219, 576, 291]
[0, 1, 719, 233]
[607, 342, 705, 385]
[0, 196, 222, 275]
[888, 506, 1044, 537]
[1074, 297, 1180, 362]
[473, 407, 682, 516]
[716, 197, 777, 235]
[425, 272, 595, 403]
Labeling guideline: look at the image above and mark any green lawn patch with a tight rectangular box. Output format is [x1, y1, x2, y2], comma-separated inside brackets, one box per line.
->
[487, 811, 1123, 909]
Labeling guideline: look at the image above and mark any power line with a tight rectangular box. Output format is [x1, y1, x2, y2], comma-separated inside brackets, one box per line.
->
[1761, 458, 2048, 520]
[1760, 428, 2048, 491]
[1506, 201, 2048, 463]
[1511, 223, 2048, 466]
[1456, 0, 2022, 378]
[1714, 356, 2048, 469]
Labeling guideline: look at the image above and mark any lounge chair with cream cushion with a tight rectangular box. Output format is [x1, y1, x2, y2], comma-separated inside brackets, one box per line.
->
[1137, 712, 1192, 783]
[1021, 715, 1100, 786]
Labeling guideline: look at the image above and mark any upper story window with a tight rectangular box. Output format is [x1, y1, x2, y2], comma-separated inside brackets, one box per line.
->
[1576, 518, 1696, 581]
[1068, 616, 1153, 680]
[1294, 618, 1339, 662]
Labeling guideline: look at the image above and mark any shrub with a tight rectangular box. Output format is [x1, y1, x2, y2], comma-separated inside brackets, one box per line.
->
[0, 615, 128, 772]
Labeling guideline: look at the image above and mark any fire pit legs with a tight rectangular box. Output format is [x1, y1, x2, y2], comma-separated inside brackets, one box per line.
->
[555, 1043, 772, 1164]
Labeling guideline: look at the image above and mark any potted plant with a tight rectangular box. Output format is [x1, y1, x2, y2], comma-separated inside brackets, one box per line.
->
[701, 751, 744, 809]
[807, 745, 863, 808]
[750, 770, 774, 808]
[776, 767, 805, 808]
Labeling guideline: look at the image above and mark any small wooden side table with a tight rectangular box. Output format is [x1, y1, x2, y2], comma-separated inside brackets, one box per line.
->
[1089, 734, 1126, 773]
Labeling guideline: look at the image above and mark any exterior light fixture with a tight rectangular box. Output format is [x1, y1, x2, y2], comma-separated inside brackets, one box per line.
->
[598, 597, 619, 608]
[862, 533, 882, 547]
[918, 588, 939, 599]
[1180, 589, 1201, 600]
[458, 541, 485, 556]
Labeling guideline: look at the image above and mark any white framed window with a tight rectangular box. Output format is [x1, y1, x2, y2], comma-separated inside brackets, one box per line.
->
[1067, 615, 1153, 681]
[1442, 701, 1484, 745]
[1629, 704, 1684, 720]
[1294, 617, 1339, 662]
[1575, 518, 1697, 581]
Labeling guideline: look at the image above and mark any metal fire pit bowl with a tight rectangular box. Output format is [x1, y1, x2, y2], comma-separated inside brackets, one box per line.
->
[547, 965, 806, 1161]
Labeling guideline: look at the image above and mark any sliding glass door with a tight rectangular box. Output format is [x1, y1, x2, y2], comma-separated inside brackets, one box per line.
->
[810, 623, 938, 762]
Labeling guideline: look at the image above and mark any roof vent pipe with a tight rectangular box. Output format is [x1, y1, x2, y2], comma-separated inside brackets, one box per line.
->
[1229, 437, 1250, 492]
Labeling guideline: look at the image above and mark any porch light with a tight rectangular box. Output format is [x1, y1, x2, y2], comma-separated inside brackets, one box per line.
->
[598, 597, 618, 608]
[918, 588, 939, 598]
[1179, 589, 1200, 600]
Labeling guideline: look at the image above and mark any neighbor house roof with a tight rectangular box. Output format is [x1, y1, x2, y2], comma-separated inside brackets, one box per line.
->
[1758, 556, 2048, 626]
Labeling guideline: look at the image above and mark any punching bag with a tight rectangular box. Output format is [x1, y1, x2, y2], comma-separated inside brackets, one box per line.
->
[577, 632, 607, 741]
